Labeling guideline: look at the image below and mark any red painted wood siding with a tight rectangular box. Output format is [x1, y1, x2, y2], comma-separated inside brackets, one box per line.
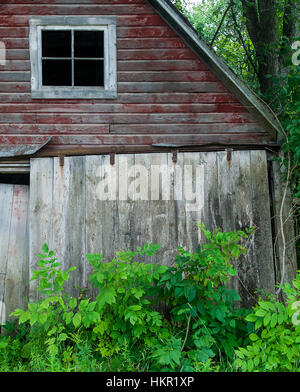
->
[0, 0, 272, 152]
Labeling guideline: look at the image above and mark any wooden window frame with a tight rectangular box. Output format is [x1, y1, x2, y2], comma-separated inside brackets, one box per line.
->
[29, 16, 117, 99]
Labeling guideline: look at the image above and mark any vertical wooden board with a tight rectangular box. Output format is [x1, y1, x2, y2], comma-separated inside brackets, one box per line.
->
[216, 151, 234, 231]
[4, 185, 29, 318]
[201, 151, 220, 234]
[148, 153, 173, 266]
[58, 156, 86, 297]
[85, 155, 117, 296]
[223, 151, 257, 305]
[116, 153, 135, 254]
[85, 155, 103, 296]
[52, 156, 69, 283]
[271, 159, 297, 287]
[249, 150, 275, 296]
[0, 184, 14, 276]
[183, 152, 204, 252]
[130, 153, 153, 258]
[173, 152, 187, 249]
[216, 150, 238, 294]
[98, 155, 119, 263]
[166, 152, 181, 263]
[29, 158, 54, 302]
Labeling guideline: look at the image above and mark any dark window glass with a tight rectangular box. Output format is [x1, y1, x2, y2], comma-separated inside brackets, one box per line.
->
[74, 60, 104, 86]
[42, 30, 71, 57]
[42, 60, 72, 86]
[74, 31, 104, 58]
[41, 29, 104, 87]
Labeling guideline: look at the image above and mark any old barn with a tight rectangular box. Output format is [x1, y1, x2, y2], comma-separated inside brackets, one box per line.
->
[0, 0, 297, 320]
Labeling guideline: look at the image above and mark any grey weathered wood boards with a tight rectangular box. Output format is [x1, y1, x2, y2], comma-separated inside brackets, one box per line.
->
[0, 183, 29, 327]
[28, 151, 297, 308]
[270, 159, 297, 295]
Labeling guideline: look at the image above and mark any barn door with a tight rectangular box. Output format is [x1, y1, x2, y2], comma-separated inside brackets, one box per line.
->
[28, 151, 297, 307]
[0, 183, 29, 328]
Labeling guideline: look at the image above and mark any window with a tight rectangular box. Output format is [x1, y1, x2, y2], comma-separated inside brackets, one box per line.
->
[29, 17, 117, 99]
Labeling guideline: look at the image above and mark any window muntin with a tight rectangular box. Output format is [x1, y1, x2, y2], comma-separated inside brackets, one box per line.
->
[29, 17, 117, 99]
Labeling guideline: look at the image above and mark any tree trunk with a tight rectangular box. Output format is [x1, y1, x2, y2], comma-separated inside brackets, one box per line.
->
[241, 0, 279, 94]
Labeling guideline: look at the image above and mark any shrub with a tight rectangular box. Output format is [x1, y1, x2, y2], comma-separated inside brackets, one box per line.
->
[234, 271, 300, 372]
[150, 225, 254, 370]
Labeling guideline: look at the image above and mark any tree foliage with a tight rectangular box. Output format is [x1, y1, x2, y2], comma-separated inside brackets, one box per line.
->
[173, 0, 300, 266]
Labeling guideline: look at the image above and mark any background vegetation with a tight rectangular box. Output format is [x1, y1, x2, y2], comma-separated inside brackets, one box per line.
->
[170, 0, 300, 266]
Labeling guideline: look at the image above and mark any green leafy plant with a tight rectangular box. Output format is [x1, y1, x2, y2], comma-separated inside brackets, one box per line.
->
[151, 225, 254, 368]
[234, 271, 300, 372]
[87, 243, 170, 356]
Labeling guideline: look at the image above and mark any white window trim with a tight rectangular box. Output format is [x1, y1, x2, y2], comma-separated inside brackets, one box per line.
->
[29, 16, 117, 99]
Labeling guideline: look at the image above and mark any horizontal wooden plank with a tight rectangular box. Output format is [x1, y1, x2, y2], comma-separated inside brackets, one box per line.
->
[0, 83, 30, 93]
[2, 37, 188, 50]
[0, 72, 30, 82]
[110, 123, 265, 134]
[36, 112, 255, 124]
[0, 25, 178, 39]
[0, 14, 166, 27]
[117, 82, 227, 93]
[4, 48, 198, 61]
[0, 71, 218, 83]
[1, 60, 210, 72]
[4, 49, 29, 61]
[2, 36, 195, 51]
[118, 71, 218, 82]
[0, 81, 227, 94]
[117, 26, 177, 38]
[0, 123, 264, 135]
[0, 124, 109, 135]
[0, 5, 156, 15]
[0, 38, 28, 49]
[117, 49, 198, 60]
[0, 27, 28, 38]
[0, 103, 247, 114]
[0, 112, 255, 125]
[0, 61, 29, 71]
[0, 134, 270, 146]
[118, 37, 187, 49]
[0, 92, 240, 104]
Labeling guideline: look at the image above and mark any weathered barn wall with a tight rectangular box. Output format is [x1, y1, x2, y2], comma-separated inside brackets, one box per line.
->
[0, 0, 274, 154]
[0, 183, 29, 326]
[27, 151, 297, 308]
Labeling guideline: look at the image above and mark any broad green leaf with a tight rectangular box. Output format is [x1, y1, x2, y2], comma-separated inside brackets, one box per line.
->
[19, 311, 30, 324]
[255, 309, 266, 317]
[263, 312, 271, 326]
[249, 333, 259, 342]
[184, 286, 196, 302]
[270, 313, 278, 328]
[245, 313, 257, 322]
[72, 312, 82, 328]
[58, 333, 68, 342]
[68, 297, 77, 310]
[39, 312, 48, 325]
